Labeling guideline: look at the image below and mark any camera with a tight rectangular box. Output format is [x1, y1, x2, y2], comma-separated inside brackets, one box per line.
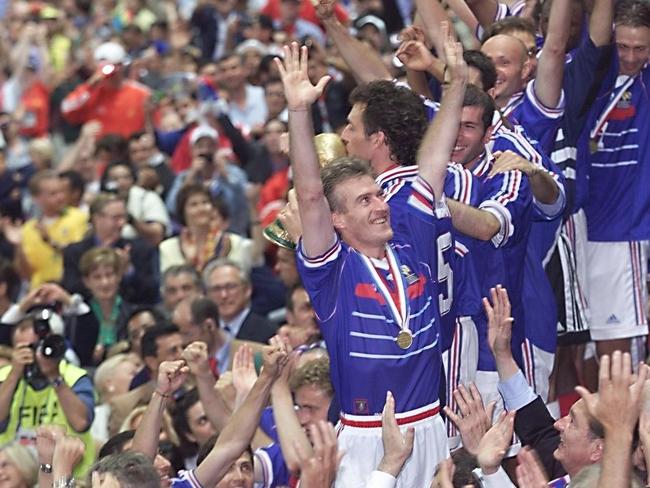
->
[24, 307, 66, 389]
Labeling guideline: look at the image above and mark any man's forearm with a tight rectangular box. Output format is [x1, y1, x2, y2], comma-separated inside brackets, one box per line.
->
[598, 430, 633, 488]
[132, 391, 167, 460]
[54, 384, 90, 432]
[271, 385, 312, 472]
[528, 169, 560, 205]
[446, 199, 500, 241]
[132, 221, 165, 246]
[322, 17, 391, 84]
[196, 373, 231, 432]
[195, 371, 275, 487]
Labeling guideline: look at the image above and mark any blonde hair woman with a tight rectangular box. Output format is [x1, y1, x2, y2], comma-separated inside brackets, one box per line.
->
[0, 442, 38, 488]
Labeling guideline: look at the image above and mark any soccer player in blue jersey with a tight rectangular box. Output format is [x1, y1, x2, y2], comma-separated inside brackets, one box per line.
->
[275, 38, 467, 486]
[579, 0, 650, 358]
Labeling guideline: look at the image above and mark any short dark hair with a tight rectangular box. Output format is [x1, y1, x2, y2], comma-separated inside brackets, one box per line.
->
[463, 85, 496, 132]
[87, 451, 160, 488]
[615, 0, 650, 28]
[349, 81, 427, 166]
[126, 306, 165, 326]
[99, 430, 135, 458]
[101, 161, 137, 192]
[320, 157, 374, 212]
[141, 324, 180, 358]
[0, 259, 20, 302]
[481, 16, 537, 43]
[190, 296, 220, 327]
[162, 265, 203, 291]
[59, 170, 85, 196]
[285, 282, 305, 311]
[464, 50, 497, 91]
[89, 192, 126, 219]
[175, 184, 211, 226]
[95, 133, 129, 160]
[171, 388, 201, 455]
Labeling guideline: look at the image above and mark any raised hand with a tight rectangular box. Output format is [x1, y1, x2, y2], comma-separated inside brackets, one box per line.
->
[443, 383, 496, 456]
[396, 40, 437, 73]
[476, 411, 515, 475]
[313, 0, 336, 20]
[182, 341, 211, 379]
[156, 360, 189, 397]
[483, 285, 514, 359]
[232, 344, 258, 406]
[576, 352, 648, 434]
[36, 425, 66, 466]
[274, 42, 330, 111]
[516, 447, 549, 488]
[52, 434, 86, 477]
[488, 150, 538, 178]
[294, 421, 342, 488]
[441, 21, 467, 84]
[430, 458, 455, 488]
[261, 336, 290, 379]
[377, 391, 415, 477]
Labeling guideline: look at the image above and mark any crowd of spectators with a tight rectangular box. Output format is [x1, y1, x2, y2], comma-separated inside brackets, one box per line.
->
[0, 0, 648, 484]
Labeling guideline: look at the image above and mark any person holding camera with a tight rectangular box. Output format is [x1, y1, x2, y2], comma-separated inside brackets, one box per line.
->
[165, 125, 250, 236]
[0, 313, 96, 476]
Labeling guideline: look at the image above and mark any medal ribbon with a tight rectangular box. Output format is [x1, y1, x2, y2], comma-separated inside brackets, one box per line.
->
[589, 75, 635, 141]
[360, 245, 410, 333]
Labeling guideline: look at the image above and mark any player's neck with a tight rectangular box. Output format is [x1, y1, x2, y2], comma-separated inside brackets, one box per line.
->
[356, 242, 386, 260]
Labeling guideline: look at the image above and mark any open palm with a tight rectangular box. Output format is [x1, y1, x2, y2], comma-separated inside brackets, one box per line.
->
[275, 42, 330, 110]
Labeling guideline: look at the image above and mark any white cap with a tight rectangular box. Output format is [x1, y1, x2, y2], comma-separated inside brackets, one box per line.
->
[235, 39, 269, 57]
[190, 125, 218, 145]
[94, 42, 127, 64]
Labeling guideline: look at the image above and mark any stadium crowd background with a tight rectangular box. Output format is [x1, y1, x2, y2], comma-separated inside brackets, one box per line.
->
[0, 0, 647, 485]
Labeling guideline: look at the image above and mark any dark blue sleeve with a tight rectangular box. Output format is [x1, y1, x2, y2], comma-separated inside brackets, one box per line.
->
[71, 375, 95, 428]
[155, 127, 188, 156]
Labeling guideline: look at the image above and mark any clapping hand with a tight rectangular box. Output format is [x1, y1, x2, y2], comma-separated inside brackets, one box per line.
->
[377, 391, 415, 477]
[443, 383, 496, 456]
[476, 411, 515, 475]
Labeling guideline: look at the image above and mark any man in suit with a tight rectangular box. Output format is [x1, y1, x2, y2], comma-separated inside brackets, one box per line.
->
[203, 259, 276, 345]
[472, 287, 604, 486]
[173, 295, 264, 376]
[62, 193, 159, 304]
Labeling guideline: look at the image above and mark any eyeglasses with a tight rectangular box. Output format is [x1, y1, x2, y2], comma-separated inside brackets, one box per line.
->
[208, 282, 243, 294]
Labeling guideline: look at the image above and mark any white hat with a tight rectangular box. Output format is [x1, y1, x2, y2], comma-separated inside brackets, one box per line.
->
[235, 39, 269, 57]
[94, 42, 127, 64]
[190, 125, 219, 145]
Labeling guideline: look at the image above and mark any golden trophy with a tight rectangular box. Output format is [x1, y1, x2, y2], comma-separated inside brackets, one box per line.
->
[263, 133, 347, 250]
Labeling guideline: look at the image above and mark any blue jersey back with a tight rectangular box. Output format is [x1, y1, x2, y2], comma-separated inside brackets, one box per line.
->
[297, 177, 447, 415]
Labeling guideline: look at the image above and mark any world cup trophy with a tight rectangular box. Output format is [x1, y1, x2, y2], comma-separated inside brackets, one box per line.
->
[263, 133, 347, 249]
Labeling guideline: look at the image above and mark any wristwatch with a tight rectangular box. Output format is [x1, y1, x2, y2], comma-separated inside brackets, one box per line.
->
[53, 476, 75, 488]
[39, 463, 52, 474]
[51, 376, 64, 388]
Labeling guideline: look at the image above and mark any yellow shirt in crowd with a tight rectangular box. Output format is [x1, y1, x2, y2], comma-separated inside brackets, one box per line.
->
[21, 207, 88, 289]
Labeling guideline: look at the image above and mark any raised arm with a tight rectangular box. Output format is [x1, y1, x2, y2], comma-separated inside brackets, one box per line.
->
[588, 0, 615, 46]
[193, 342, 288, 487]
[315, 0, 391, 84]
[417, 24, 467, 199]
[534, 0, 571, 108]
[275, 43, 335, 258]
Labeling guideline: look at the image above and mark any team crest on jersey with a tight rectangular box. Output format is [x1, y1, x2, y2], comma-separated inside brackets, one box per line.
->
[400, 265, 419, 285]
[617, 91, 632, 109]
[353, 398, 370, 414]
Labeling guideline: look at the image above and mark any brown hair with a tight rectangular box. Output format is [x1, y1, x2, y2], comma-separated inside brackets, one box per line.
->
[79, 247, 121, 277]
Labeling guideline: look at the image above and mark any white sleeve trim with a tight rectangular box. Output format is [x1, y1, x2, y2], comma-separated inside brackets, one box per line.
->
[527, 79, 565, 119]
[478, 200, 513, 248]
[472, 466, 517, 488]
[366, 470, 397, 488]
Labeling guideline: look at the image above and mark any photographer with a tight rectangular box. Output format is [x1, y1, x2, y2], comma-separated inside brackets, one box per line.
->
[0, 313, 96, 476]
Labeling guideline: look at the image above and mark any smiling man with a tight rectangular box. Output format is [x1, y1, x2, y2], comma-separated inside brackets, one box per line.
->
[580, 0, 650, 360]
[279, 37, 467, 486]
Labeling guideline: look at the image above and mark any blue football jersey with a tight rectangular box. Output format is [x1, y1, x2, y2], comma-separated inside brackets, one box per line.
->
[297, 177, 448, 415]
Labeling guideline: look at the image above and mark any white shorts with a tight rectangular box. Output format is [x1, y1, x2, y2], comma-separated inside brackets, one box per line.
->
[521, 339, 555, 404]
[336, 402, 449, 488]
[442, 316, 479, 449]
[586, 240, 649, 341]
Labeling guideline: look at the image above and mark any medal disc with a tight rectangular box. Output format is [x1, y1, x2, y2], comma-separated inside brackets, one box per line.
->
[396, 329, 413, 349]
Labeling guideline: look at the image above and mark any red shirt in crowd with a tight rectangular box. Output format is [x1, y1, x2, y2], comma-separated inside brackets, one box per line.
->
[261, 0, 348, 27]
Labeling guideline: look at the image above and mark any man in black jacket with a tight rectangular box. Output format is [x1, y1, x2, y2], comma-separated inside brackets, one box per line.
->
[62, 193, 159, 304]
[474, 286, 605, 485]
[203, 258, 276, 344]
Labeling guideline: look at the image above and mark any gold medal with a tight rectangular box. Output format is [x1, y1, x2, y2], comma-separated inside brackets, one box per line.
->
[396, 329, 413, 350]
